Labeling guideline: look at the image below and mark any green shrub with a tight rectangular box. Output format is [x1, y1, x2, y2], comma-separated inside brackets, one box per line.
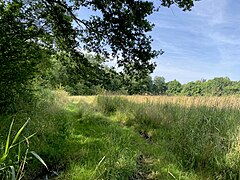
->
[96, 96, 130, 114]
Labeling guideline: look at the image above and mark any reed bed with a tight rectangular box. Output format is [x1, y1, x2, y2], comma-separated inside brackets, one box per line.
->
[69, 96, 96, 104]
[123, 95, 240, 109]
[96, 95, 240, 179]
[70, 95, 240, 109]
[14, 93, 238, 179]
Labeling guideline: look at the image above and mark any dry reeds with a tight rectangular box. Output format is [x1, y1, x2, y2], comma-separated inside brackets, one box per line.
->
[124, 95, 240, 109]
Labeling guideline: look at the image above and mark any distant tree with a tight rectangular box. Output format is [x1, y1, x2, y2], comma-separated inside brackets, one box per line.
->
[181, 80, 203, 96]
[126, 75, 154, 95]
[203, 77, 232, 96]
[223, 85, 240, 95]
[102, 67, 123, 93]
[153, 76, 167, 95]
[166, 80, 182, 95]
[41, 52, 122, 95]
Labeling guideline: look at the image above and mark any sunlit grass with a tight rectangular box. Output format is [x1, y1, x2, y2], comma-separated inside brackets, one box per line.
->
[124, 95, 240, 109]
[2, 91, 240, 179]
[95, 95, 240, 179]
[70, 95, 240, 108]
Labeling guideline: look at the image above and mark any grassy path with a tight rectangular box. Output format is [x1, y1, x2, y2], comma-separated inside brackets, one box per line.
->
[3, 92, 239, 179]
[53, 95, 240, 179]
[52, 100, 200, 180]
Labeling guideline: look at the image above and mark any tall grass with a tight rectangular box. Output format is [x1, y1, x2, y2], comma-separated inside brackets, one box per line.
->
[2, 91, 239, 179]
[0, 89, 72, 179]
[0, 118, 48, 180]
[125, 95, 240, 109]
[96, 95, 240, 179]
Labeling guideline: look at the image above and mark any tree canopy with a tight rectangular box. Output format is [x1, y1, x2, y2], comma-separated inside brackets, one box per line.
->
[0, 0, 199, 112]
[1, 0, 198, 75]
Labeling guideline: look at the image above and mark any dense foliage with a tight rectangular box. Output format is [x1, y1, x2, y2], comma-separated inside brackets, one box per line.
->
[0, 0, 199, 113]
[43, 57, 240, 96]
[0, 1, 52, 112]
[3, 0, 240, 179]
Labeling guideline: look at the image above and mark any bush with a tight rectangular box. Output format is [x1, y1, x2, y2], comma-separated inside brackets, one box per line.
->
[96, 96, 130, 114]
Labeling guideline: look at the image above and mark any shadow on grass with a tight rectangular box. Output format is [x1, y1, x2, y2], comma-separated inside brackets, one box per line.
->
[95, 96, 240, 179]
[56, 107, 143, 180]
[11, 95, 240, 180]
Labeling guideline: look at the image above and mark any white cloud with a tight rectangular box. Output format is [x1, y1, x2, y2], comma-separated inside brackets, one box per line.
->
[148, 0, 240, 82]
[192, 0, 227, 25]
[208, 32, 240, 46]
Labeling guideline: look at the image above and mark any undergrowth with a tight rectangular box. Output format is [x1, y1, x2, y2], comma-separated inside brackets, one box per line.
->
[1, 92, 240, 179]
[97, 95, 240, 179]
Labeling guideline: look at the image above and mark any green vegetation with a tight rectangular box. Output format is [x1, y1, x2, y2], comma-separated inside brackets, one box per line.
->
[1, 0, 199, 113]
[40, 54, 240, 96]
[2, 0, 240, 179]
[1, 92, 240, 179]
[0, 117, 48, 179]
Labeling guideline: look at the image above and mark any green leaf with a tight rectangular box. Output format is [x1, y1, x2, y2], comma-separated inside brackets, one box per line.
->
[5, 119, 15, 155]
[10, 133, 37, 149]
[17, 143, 21, 163]
[0, 154, 8, 163]
[11, 118, 29, 146]
[30, 151, 48, 171]
[10, 166, 16, 180]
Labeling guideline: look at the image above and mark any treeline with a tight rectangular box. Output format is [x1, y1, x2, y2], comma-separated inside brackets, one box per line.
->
[1, 0, 233, 114]
[42, 54, 240, 96]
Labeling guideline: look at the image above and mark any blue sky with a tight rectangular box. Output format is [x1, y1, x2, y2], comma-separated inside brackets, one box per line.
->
[77, 0, 240, 84]
[148, 0, 240, 83]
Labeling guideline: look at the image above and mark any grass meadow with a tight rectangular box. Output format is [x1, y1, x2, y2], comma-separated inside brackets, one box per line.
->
[1, 91, 240, 179]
